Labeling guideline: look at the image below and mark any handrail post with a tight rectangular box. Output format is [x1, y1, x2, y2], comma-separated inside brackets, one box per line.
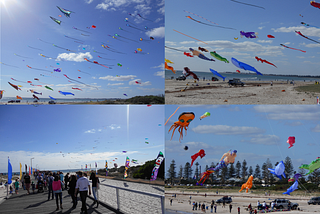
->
[116, 188, 120, 212]
[161, 196, 165, 214]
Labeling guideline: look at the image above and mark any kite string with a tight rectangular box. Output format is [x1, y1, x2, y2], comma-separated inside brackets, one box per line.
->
[164, 107, 180, 126]
[173, 29, 208, 45]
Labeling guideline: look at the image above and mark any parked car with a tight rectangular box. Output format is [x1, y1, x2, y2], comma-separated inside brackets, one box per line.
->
[48, 100, 56, 104]
[211, 77, 219, 81]
[308, 196, 320, 205]
[216, 196, 232, 204]
[15, 100, 21, 103]
[176, 75, 186, 81]
[8, 100, 15, 103]
[273, 198, 299, 210]
[228, 78, 245, 86]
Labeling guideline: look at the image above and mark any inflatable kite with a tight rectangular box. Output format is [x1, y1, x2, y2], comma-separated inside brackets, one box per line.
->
[231, 57, 262, 75]
[165, 62, 175, 74]
[189, 48, 215, 61]
[16, 96, 22, 100]
[210, 51, 229, 63]
[301, 22, 320, 29]
[8, 82, 21, 91]
[49, 96, 56, 100]
[33, 94, 39, 100]
[268, 161, 286, 179]
[198, 47, 209, 52]
[311, 1, 320, 9]
[150, 151, 164, 181]
[295, 31, 320, 44]
[184, 146, 188, 150]
[184, 52, 193, 57]
[299, 157, 320, 175]
[191, 149, 206, 167]
[280, 44, 306, 53]
[239, 175, 253, 193]
[59, 91, 75, 96]
[0, 90, 3, 99]
[255, 56, 277, 68]
[124, 157, 130, 179]
[287, 136, 295, 148]
[267, 35, 275, 38]
[200, 112, 210, 120]
[240, 31, 258, 38]
[50, 16, 61, 25]
[168, 112, 195, 142]
[184, 67, 199, 80]
[57, 6, 73, 18]
[283, 173, 302, 195]
[210, 68, 226, 80]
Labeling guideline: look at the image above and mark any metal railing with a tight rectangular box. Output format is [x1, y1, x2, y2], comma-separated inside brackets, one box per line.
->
[90, 179, 164, 214]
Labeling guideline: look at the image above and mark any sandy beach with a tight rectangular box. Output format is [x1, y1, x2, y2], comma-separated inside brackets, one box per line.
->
[165, 189, 320, 214]
[165, 80, 320, 104]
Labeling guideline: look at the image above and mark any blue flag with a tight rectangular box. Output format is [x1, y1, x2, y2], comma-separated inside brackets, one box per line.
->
[8, 158, 12, 184]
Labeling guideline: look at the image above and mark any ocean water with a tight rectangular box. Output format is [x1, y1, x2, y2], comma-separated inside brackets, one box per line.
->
[0, 97, 117, 104]
[166, 70, 320, 82]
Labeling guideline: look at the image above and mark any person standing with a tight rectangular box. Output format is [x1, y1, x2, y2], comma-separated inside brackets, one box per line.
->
[48, 173, 54, 200]
[214, 204, 217, 213]
[24, 173, 31, 194]
[90, 172, 100, 207]
[68, 175, 77, 209]
[14, 179, 19, 194]
[238, 206, 240, 214]
[52, 175, 64, 211]
[210, 202, 214, 213]
[229, 204, 233, 213]
[75, 171, 91, 214]
[64, 173, 69, 191]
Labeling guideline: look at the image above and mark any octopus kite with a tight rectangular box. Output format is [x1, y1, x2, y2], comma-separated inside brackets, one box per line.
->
[168, 112, 195, 142]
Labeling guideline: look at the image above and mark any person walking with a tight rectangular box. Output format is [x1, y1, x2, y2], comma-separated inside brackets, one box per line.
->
[14, 179, 19, 194]
[47, 173, 54, 200]
[75, 171, 91, 214]
[229, 204, 233, 213]
[64, 173, 69, 191]
[237, 206, 240, 214]
[68, 175, 78, 209]
[90, 172, 100, 207]
[214, 204, 217, 213]
[24, 173, 31, 194]
[210, 202, 214, 213]
[52, 175, 64, 211]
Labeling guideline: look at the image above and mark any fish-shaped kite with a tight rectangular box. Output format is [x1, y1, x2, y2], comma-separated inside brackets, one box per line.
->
[287, 136, 295, 148]
[268, 161, 286, 179]
[191, 149, 206, 167]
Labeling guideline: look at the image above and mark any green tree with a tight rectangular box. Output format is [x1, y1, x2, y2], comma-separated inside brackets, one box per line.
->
[210, 162, 216, 182]
[248, 166, 253, 176]
[183, 162, 192, 180]
[235, 161, 241, 178]
[167, 160, 176, 180]
[195, 162, 199, 180]
[308, 168, 320, 185]
[254, 164, 261, 179]
[178, 165, 183, 178]
[261, 162, 268, 184]
[241, 160, 248, 180]
[132, 159, 164, 179]
[228, 163, 236, 178]
[220, 165, 228, 184]
[284, 156, 294, 178]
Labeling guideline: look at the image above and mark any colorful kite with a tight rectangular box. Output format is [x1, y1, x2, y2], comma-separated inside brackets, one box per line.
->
[268, 161, 286, 179]
[16, 96, 22, 100]
[280, 44, 306, 53]
[8, 82, 21, 91]
[72, 26, 91, 34]
[299, 157, 320, 175]
[185, 15, 235, 30]
[255, 56, 277, 68]
[191, 149, 206, 167]
[49, 96, 56, 100]
[105, 160, 108, 176]
[230, 0, 265, 9]
[184, 67, 199, 80]
[165, 59, 174, 64]
[267, 35, 275, 38]
[283, 173, 302, 195]
[210, 68, 226, 80]
[117, 63, 123, 67]
[124, 157, 130, 179]
[57, 6, 73, 17]
[173, 29, 208, 45]
[150, 151, 164, 181]
[311, 1, 320, 9]
[33, 94, 40, 100]
[165, 62, 175, 74]
[84, 58, 110, 69]
[114, 33, 138, 43]
[295, 31, 320, 44]
[0, 90, 3, 99]
[200, 112, 211, 120]
[240, 31, 258, 38]
[198, 47, 209, 52]
[168, 111, 195, 142]
[210, 51, 229, 63]
[231, 57, 262, 75]
[287, 136, 295, 148]
[184, 52, 193, 57]
[236, 70, 241, 73]
[59, 91, 75, 96]
[137, 13, 153, 22]
[45, 86, 53, 91]
[189, 48, 215, 61]
[301, 22, 320, 29]
[72, 87, 82, 90]
[239, 175, 253, 193]
[30, 90, 42, 95]
[50, 16, 61, 25]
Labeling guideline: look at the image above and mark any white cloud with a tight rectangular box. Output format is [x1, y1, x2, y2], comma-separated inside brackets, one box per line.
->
[129, 79, 151, 86]
[56, 52, 93, 62]
[312, 124, 320, 132]
[154, 70, 164, 78]
[253, 106, 320, 120]
[85, 0, 94, 4]
[146, 26, 164, 38]
[165, 41, 178, 46]
[258, 26, 265, 30]
[192, 125, 264, 135]
[99, 75, 137, 81]
[242, 134, 281, 145]
[85, 129, 96, 133]
[257, 40, 272, 44]
[108, 124, 121, 130]
[108, 83, 124, 86]
[273, 26, 320, 37]
[151, 63, 164, 69]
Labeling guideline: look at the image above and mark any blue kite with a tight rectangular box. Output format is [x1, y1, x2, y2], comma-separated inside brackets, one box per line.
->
[210, 68, 226, 80]
[283, 173, 302, 195]
[231, 57, 262, 75]
[59, 91, 74, 96]
[268, 161, 286, 179]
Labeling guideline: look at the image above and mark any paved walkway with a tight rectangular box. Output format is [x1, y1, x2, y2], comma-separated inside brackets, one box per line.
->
[0, 188, 119, 214]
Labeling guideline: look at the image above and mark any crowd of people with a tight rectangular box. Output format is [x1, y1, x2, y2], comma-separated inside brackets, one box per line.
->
[7, 170, 100, 214]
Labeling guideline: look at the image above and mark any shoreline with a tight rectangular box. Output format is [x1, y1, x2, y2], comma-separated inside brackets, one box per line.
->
[165, 80, 320, 104]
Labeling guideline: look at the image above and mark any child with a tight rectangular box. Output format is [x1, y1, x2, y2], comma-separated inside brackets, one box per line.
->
[14, 179, 19, 194]
[9, 185, 13, 194]
[31, 181, 35, 194]
[238, 207, 240, 214]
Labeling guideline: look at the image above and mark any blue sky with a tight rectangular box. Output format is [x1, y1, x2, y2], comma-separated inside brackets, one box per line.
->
[0, 0, 164, 99]
[0, 105, 164, 172]
[165, 0, 320, 76]
[165, 105, 320, 176]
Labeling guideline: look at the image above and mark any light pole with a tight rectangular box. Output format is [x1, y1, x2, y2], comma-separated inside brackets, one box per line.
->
[31, 158, 34, 175]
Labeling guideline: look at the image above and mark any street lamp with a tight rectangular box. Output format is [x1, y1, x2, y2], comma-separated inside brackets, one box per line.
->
[31, 158, 34, 175]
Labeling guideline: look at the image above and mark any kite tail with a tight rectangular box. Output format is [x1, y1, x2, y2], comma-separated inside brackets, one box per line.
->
[197, 169, 214, 185]
[165, 107, 180, 126]
[169, 124, 178, 140]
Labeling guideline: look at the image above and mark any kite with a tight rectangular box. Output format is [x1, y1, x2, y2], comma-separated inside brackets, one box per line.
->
[240, 31, 258, 38]
[299, 157, 320, 175]
[123, 94, 128, 96]
[64, 35, 84, 42]
[230, 0, 265, 9]
[210, 68, 226, 80]
[54, 68, 61, 72]
[150, 37, 154, 40]
[53, 44, 76, 52]
[191, 149, 206, 167]
[124, 157, 130, 179]
[288, 178, 294, 182]
[165, 59, 174, 64]
[267, 35, 275, 38]
[184, 146, 188, 150]
[135, 81, 141, 84]
[189, 48, 215, 61]
[39, 54, 56, 59]
[28, 46, 43, 51]
[33, 94, 40, 100]
[268, 161, 286, 179]
[50, 16, 61, 25]
[0, 90, 3, 99]
[287, 136, 295, 148]
[64, 74, 98, 89]
[200, 112, 210, 120]
[97, 56, 114, 60]
[137, 13, 154, 22]
[72, 87, 82, 91]
[72, 27, 91, 34]
[30, 90, 42, 95]
[280, 44, 306, 53]
[84, 58, 110, 69]
[114, 33, 138, 43]
[59, 91, 75, 96]
[57, 6, 73, 17]
[295, 31, 320, 44]
[168, 111, 195, 142]
[8, 82, 21, 91]
[91, 25, 96, 28]
[198, 47, 209, 52]
[122, 151, 127, 153]
[239, 175, 253, 193]
[126, 24, 147, 31]
[14, 53, 32, 59]
[210, 51, 229, 63]
[301, 22, 320, 29]
[49, 96, 56, 100]
[11, 78, 31, 84]
[231, 57, 262, 75]
[186, 15, 235, 30]
[119, 27, 132, 34]
[165, 62, 175, 74]
[234, 37, 238, 40]
[255, 56, 277, 68]
[45, 86, 53, 91]
[117, 63, 123, 67]
[0, 62, 19, 68]
[150, 151, 164, 181]
[283, 173, 302, 195]
[173, 29, 208, 44]
[16, 96, 22, 100]
[311, 1, 320, 9]
[184, 52, 194, 57]
[236, 70, 241, 73]
[184, 10, 218, 25]
[184, 67, 199, 80]
[197, 150, 237, 185]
